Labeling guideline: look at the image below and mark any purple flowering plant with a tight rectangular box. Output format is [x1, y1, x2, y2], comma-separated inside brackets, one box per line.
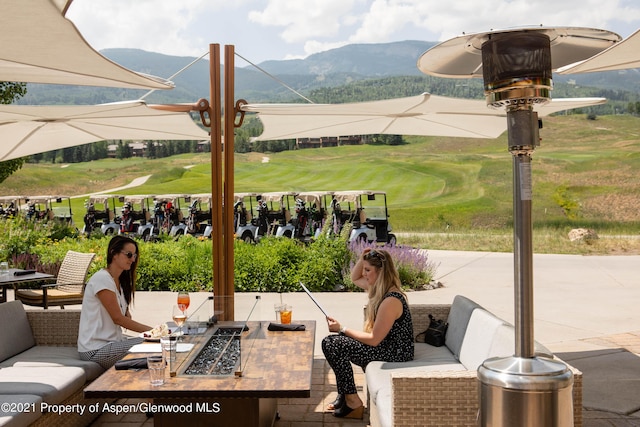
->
[347, 240, 438, 291]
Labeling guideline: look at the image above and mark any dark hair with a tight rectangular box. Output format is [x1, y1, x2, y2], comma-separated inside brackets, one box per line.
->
[106, 235, 138, 305]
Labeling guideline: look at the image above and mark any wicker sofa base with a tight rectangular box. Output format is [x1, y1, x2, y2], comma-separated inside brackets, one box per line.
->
[29, 388, 103, 427]
[1, 304, 105, 427]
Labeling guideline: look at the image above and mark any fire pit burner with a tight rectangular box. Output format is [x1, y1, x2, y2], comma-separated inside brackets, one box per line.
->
[184, 328, 242, 376]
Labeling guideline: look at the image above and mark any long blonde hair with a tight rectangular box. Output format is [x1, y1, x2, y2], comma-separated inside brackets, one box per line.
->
[363, 249, 406, 332]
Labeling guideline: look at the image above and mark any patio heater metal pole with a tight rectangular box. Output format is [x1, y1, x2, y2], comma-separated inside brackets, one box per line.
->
[508, 107, 536, 358]
[476, 32, 574, 427]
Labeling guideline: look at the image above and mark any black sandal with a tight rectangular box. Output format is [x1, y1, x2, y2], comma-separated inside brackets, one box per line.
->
[326, 393, 345, 411]
[333, 404, 364, 419]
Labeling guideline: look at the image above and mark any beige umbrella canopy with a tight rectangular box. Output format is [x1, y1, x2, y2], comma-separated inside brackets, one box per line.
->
[557, 28, 640, 73]
[0, 101, 209, 161]
[0, 0, 173, 89]
[240, 93, 606, 141]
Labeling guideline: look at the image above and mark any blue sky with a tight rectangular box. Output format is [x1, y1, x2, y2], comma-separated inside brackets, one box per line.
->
[67, 0, 640, 65]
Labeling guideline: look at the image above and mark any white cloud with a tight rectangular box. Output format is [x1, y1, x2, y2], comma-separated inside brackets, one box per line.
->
[248, 0, 359, 43]
[65, 0, 640, 63]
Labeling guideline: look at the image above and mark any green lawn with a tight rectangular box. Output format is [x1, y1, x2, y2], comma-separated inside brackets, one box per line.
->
[2, 114, 639, 247]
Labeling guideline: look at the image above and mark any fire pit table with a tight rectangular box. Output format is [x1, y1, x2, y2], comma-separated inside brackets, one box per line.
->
[84, 320, 316, 427]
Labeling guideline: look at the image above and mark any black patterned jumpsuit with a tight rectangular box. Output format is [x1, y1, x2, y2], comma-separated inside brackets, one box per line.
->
[321, 291, 414, 395]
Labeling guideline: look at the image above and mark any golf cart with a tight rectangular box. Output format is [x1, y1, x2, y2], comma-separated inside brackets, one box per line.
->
[82, 194, 124, 236]
[294, 191, 334, 241]
[119, 195, 154, 240]
[0, 196, 25, 219]
[260, 191, 298, 239]
[152, 194, 191, 237]
[186, 193, 213, 238]
[233, 192, 262, 243]
[331, 190, 396, 245]
[24, 195, 74, 226]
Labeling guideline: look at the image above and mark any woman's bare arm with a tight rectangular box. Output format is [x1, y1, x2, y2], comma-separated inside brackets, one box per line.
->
[97, 289, 152, 333]
[327, 296, 403, 347]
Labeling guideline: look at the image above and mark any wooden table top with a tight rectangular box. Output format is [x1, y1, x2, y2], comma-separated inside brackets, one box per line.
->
[84, 320, 316, 399]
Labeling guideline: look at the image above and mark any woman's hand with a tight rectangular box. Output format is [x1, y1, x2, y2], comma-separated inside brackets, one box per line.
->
[326, 316, 341, 333]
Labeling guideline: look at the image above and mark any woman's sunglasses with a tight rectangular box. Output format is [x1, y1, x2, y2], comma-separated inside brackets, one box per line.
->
[365, 250, 386, 262]
[120, 251, 138, 261]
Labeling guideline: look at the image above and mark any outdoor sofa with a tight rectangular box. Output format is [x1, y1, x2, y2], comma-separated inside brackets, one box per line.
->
[365, 295, 583, 427]
[0, 300, 104, 427]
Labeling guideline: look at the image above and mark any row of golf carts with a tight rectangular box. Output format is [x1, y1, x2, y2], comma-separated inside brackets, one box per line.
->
[82, 194, 214, 240]
[0, 194, 210, 240]
[233, 190, 397, 245]
[0, 195, 74, 224]
[0, 190, 397, 245]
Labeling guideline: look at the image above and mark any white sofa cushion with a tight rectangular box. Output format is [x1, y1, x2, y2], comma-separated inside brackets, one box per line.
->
[2, 347, 104, 380]
[459, 309, 507, 371]
[488, 323, 554, 359]
[366, 344, 462, 401]
[445, 295, 483, 360]
[0, 367, 86, 404]
[0, 302, 35, 362]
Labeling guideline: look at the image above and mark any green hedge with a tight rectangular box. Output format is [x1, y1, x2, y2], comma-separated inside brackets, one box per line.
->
[0, 218, 436, 292]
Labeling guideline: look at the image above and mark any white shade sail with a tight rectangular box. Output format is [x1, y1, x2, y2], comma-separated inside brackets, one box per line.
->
[557, 28, 640, 74]
[240, 93, 606, 141]
[0, 101, 210, 161]
[0, 0, 174, 89]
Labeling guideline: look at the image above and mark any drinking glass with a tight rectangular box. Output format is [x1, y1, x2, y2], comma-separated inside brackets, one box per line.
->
[172, 305, 187, 338]
[0, 262, 8, 276]
[279, 305, 292, 324]
[177, 291, 190, 312]
[274, 304, 283, 322]
[147, 355, 165, 386]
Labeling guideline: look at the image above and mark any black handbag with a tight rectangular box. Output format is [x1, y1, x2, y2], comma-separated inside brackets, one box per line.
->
[415, 314, 448, 347]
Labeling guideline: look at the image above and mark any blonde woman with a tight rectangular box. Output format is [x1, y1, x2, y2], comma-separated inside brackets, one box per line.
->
[322, 248, 414, 419]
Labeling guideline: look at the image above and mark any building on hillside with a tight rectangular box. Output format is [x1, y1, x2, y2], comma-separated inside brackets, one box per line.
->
[107, 141, 148, 158]
[197, 140, 211, 152]
[295, 136, 362, 149]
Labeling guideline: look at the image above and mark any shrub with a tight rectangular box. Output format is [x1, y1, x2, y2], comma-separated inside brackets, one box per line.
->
[347, 240, 437, 291]
[0, 217, 49, 263]
[295, 234, 352, 291]
[233, 237, 305, 292]
[1, 219, 437, 293]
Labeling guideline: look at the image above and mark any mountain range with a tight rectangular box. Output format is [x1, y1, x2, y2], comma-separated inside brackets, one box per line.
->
[16, 40, 640, 106]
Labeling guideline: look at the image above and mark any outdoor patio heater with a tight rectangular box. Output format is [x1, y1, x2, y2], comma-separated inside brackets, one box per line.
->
[418, 27, 620, 426]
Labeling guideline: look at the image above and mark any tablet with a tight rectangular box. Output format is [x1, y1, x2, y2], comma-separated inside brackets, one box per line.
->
[300, 281, 330, 317]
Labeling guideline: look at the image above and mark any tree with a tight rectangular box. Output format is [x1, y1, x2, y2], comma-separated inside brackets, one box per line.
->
[0, 82, 28, 183]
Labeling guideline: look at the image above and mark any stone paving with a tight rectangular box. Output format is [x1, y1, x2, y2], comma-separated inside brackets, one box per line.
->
[88, 330, 640, 427]
[89, 357, 369, 427]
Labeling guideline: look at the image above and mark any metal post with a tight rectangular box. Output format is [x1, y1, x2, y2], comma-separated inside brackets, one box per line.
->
[508, 106, 536, 358]
[209, 44, 226, 320]
[223, 45, 235, 320]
